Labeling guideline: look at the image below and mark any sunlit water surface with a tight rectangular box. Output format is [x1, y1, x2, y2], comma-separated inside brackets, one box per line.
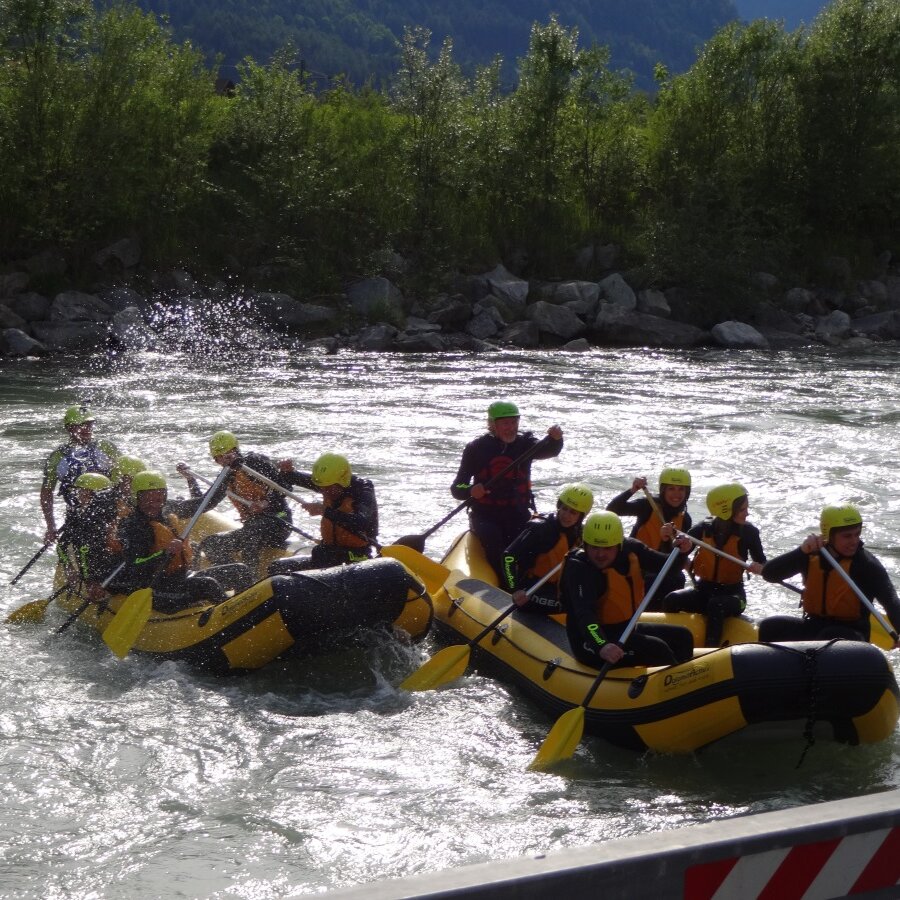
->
[2, 342, 900, 897]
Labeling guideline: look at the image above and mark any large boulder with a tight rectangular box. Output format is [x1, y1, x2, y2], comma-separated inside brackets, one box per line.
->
[1, 328, 47, 356]
[593, 306, 706, 348]
[49, 291, 113, 323]
[526, 301, 586, 341]
[710, 321, 770, 350]
[0, 272, 29, 296]
[782, 287, 813, 314]
[356, 323, 398, 352]
[111, 307, 152, 349]
[636, 289, 671, 318]
[498, 321, 540, 348]
[427, 296, 472, 328]
[3, 292, 49, 322]
[547, 281, 601, 308]
[0, 304, 30, 333]
[481, 264, 529, 314]
[598, 273, 637, 311]
[815, 310, 852, 342]
[95, 237, 141, 269]
[850, 311, 900, 340]
[393, 331, 446, 353]
[466, 305, 505, 340]
[253, 292, 338, 331]
[347, 277, 406, 326]
[31, 321, 109, 351]
[101, 286, 149, 314]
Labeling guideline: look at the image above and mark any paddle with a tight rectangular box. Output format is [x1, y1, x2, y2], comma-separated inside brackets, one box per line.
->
[9, 527, 64, 586]
[677, 530, 802, 595]
[6, 580, 74, 624]
[401, 560, 565, 692]
[394, 436, 554, 553]
[529, 546, 682, 770]
[641, 486, 667, 526]
[56, 561, 125, 634]
[102, 465, 231, 659]
[820, 547, 899, 645]
[185, 466, 319, 543]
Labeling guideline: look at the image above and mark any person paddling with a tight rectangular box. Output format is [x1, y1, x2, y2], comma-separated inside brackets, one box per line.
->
[116, 472, 252, 613]
[758, 505, 900, 646]
[194, 431, 293, 575]
[560, 512, 694, 668]
[504, 483, 593, 614]
[40, 405, 119, 544]
[662, 483, 765, 647]
[271, 453, 379, 573]
[606, 467, 693, 600]
[451, 401, 563, 581]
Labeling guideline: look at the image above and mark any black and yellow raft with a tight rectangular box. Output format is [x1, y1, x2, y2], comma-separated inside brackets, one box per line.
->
[55, 556, 433, 675]
[428, 532, 899, 752]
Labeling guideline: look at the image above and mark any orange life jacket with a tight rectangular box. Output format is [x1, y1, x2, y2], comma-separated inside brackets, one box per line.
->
[321, 492, 369, 549]
[147, 515, 193, 576]
[597, 551, 645, 625]
[635, 509, 685, 550]
[691, 527, 744, 584]
[529, 532, 571, 585]
[228, 469, 269, 520]
[802, 554, 861, 620]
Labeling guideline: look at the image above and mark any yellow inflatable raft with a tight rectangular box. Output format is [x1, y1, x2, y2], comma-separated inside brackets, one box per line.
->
[427, 532, 899, 752]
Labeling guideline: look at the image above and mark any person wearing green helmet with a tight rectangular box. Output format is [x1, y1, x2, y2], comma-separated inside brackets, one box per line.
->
[451, 401, 564, 580]
[502, 483, 594, 613]
[559, 512, 694, 668]
[115, 471, 253, 612]
[272, 452, 379, 572]
[40, 405, 119, 545]
[662, 482, 766, 647]
[57, 472, 120, 601]
[606, 467, 694, 603]
[193, 431, 294, 576]
[758, 505, 900, 646]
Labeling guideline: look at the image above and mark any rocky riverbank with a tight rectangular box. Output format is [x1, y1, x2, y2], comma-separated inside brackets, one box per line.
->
[2, 240, 899, 357]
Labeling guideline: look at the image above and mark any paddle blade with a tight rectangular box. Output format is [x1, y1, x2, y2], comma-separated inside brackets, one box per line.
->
[102, 589, 152, 658]
[400, 644, 471, 692]
[380, 544, 450, 596]
[529, 706, 586, 770]
[5, 597, 52, 624]
[391, 534, 426, 553]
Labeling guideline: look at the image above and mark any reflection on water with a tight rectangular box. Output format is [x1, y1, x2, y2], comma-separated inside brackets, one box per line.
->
[2, 344, 900, 897]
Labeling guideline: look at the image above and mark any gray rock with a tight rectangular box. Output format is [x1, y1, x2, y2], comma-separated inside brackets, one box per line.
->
[111, 307, 152, 348]
[50, 291, 113, 323]
[443, 333, 495, 353]
[393, 331, 446, 353]
[857, 280, 888, 305]
[467, 308, 503, 340]
[815, 310, 852, 341]
[403, 316, 441, 334]
[95, 237, 141, 269]
[755, 326, 815, 349]
[0, 304, 30, 332]
[593, 306, 706, 348]
[1, 328, 47, 356]
[753, 302, 804, 334]
[710, 320, 770, 349]
[849, 311, 900, 340]
[101, 287, 149, 314]
[498, 321, 540, 348]
[32, 321, 109, 351]
[483, 264, 529, 313]
[3, 291, 49, 322]
[0, 272, 29, 295]
[348, 276, 406, 325]
[563, 297, 600, 320]
[560, 337, 591, 352]
[356, 324, 398, 352]
[751, 271, 779, 292]
[782, 288, 813, 314]
[252, 292, 338, 330]
[636, 289, 671, 318]
[598, 273, 637, 311]
[427, 297, 472, 328]
[550, 281, 601, 307]
[527, 301, 586, 341]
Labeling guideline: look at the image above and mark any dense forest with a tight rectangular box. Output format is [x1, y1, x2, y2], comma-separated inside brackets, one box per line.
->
[132, 0, 740, 91]
[0, 0, 898, 322]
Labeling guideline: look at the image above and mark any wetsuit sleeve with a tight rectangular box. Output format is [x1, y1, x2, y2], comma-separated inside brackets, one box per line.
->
[761, 547, 808, 583]
[743, 523, 766, 564]
[163, 495, 205, 521]
[450, 441, 478, 501]
[561, 556, 612, 649]
[605, 489, 647, 517]
[118, 514, 164, 593]
[323, 479, 378, 543]
[282, 469, 318, 491]
[531, 434, 563, 460]
[857, 551, 900, 633]
[502, 518, 555, 591]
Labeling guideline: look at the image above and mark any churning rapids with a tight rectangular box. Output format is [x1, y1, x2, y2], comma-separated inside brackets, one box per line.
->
[2, 344, 900, 898]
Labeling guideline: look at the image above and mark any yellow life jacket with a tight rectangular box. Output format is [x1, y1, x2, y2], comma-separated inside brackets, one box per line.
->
[597, 551, 645, 625]
[802, 554, 861, 620]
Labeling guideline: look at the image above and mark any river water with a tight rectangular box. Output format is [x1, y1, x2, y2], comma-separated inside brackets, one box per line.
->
[1, 341, 899, 897]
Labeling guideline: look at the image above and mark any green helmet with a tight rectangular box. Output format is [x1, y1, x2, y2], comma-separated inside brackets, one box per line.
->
[660, 467, 691, 489]
[582, 512, 624, 548]
[209, 430, 239, 458]
[64, 405, 95, 427]
[312, 453, 351, 488]
[820, 505, 863, 541]
[75, 472, 112, 491]
[558, 483, 594, 515]
[111, 455, 146, 483]
[488, 401, 520, 420]
[131, 470, 167, 497]
[706, 483, 748, 520]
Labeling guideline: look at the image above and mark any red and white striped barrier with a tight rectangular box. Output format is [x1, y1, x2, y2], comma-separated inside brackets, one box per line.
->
[685, 827, 900, 899]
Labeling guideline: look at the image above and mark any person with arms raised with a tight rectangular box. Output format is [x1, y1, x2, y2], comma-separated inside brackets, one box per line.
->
[560, 511, 694, 668]
[759, 505, 900, 646]
[504, 483, 593, 614]
[451, 401, 563, 580]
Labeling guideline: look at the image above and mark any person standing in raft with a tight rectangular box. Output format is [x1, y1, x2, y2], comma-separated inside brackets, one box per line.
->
[504, 483, 594, 614]
[57, 473, 120, 602]
[606, 467, 693, 601]
[271, 453, 379, 573]
[560, 512, 694, 668]
[116, 472, 253, 613]
[662, 483, 765, 647]
[758, 505, 900, 646]
[451, 401, 563, 581]
[193, 431, 293, 575]
[40, 405, 119, 545]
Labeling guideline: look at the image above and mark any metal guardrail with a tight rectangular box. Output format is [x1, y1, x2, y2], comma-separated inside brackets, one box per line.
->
[327, 789, 900, 899]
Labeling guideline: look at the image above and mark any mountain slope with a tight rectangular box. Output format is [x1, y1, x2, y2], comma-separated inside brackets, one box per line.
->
[136, 0, 740, 90]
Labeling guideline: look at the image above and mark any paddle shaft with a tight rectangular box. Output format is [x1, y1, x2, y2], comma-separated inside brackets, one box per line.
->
[677, 529, 802, 595]
[641, 487, 667, 525]
[9, 527, 64, 585]
[56, 561, 125, 634]
[820, 546, 899, 642]
[420, 436, 554, 541]
[580, 546, 682, 709]
[186, 467, 318, 542]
